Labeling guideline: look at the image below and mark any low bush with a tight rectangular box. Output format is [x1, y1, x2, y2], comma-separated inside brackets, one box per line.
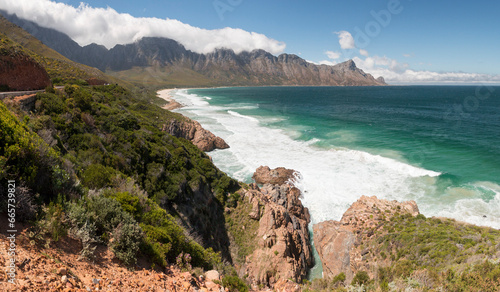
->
[351, 271, 370, 286]
[110, 222, 143, 265]
[222, 275, 249, 292]
[81, 164, 118, 189]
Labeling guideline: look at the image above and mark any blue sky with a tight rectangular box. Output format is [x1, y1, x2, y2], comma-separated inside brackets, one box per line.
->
[3, 0, 500, 83]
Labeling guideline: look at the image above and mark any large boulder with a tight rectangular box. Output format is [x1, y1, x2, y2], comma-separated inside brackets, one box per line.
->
[252, 166, 297, 185]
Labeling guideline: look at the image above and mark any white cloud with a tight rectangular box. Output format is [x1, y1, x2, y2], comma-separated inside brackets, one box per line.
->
[352, 56, 500, 84]
[1, 0, 286, 54]
[359, 49, 369, 56]
[325, 51, 341, 59]
[318, 60, 336, 66]
[335, 31, 355, 49]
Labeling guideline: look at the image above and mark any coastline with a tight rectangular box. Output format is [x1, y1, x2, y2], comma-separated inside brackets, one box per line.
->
[160, 86, 500, 289]
[157, 88, 183, 110]
[162, 86, 500, 230]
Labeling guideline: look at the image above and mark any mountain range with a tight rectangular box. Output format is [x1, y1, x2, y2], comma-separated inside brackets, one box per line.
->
[1, 11, 386, 87]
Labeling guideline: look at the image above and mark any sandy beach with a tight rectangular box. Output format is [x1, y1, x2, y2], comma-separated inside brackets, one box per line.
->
[157, 89, 183, 110]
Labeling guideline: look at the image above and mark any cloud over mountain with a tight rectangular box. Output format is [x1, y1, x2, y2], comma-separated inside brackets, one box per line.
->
[332, 30, 500, 84]
[1, 0, 286, 54]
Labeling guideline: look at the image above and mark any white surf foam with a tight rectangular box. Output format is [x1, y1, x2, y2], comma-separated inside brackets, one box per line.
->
[171, 89, 454, 226]
[427, 182, 500, 229]
[171, 89, 500, 229]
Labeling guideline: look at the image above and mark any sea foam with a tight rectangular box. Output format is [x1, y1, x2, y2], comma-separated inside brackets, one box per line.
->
[171, 89, 500, 229]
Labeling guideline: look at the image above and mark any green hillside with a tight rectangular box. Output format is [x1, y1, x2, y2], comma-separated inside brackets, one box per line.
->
[0, 23, 239, 273]
[0, 15, 127, 86]
[0, 82, 238, 268]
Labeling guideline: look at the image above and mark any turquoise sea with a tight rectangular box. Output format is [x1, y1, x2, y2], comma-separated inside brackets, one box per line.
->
[171, 86, 500, 230]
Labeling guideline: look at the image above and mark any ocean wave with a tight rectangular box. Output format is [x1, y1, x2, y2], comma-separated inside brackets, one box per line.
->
[227, 110, 260, 122]
[170, 88, 499, 229]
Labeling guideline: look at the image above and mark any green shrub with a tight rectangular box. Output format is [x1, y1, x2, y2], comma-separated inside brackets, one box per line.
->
[104, 191, 143, 220]
[351, 271, 370, 286]
[81, 164, 117, 189]
[110, 222, 143, 265]
[84, 195, 135, 236]
[222, 275, 248, 292]
[37, 201, 67, 242]
[69, 221, 98, 260]
[67, 194, 144, 264]
[332, 272, 346, 285]
[45, 86, 56, 94]
[37, 92, 66, 115]
[140, 235, 171, 267]
[0, 101, 64, 200]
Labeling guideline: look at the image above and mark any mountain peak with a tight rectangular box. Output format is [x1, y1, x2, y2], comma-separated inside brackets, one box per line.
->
[1, 11, 387, 86]
[337, 59, 357, 70]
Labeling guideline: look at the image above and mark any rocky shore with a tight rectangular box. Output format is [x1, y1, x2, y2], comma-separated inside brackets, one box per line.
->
[158, 89, 229, 152]
[164, 118, 229, 152]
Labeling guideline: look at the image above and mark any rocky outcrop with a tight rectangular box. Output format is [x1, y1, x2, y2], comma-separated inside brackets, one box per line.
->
[252, 166, 297, 185]
[239, 167, 313, 288]
[164, 119, 229, 152]
[0, 50, 51, 91]
[313, 196, 419, 283]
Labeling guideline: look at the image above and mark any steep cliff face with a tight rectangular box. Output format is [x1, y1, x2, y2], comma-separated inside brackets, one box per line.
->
[231, 167, 313, 288]
[313, 196, 420, 283]
[169, 173, 233, 262]
[3, 12, 387, 86]
[0, 50, 51, 91]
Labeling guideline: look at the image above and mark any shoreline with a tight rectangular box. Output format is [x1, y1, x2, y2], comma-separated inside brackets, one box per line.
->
[157, 88, 183, 110]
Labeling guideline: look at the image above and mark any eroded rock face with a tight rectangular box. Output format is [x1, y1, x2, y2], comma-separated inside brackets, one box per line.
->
[164, 119, 229, 152]
[241, 167, 313, 288]
[313, 195, 419, 283]
[0, 52, 51, 91]
[313, 221, 356, 281]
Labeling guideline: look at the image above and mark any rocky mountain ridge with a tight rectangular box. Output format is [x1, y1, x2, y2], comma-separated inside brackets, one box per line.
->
[1, 11, 386, 87]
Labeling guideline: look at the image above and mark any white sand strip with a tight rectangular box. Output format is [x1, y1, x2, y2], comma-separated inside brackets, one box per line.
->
[157, 89, 183, 110]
